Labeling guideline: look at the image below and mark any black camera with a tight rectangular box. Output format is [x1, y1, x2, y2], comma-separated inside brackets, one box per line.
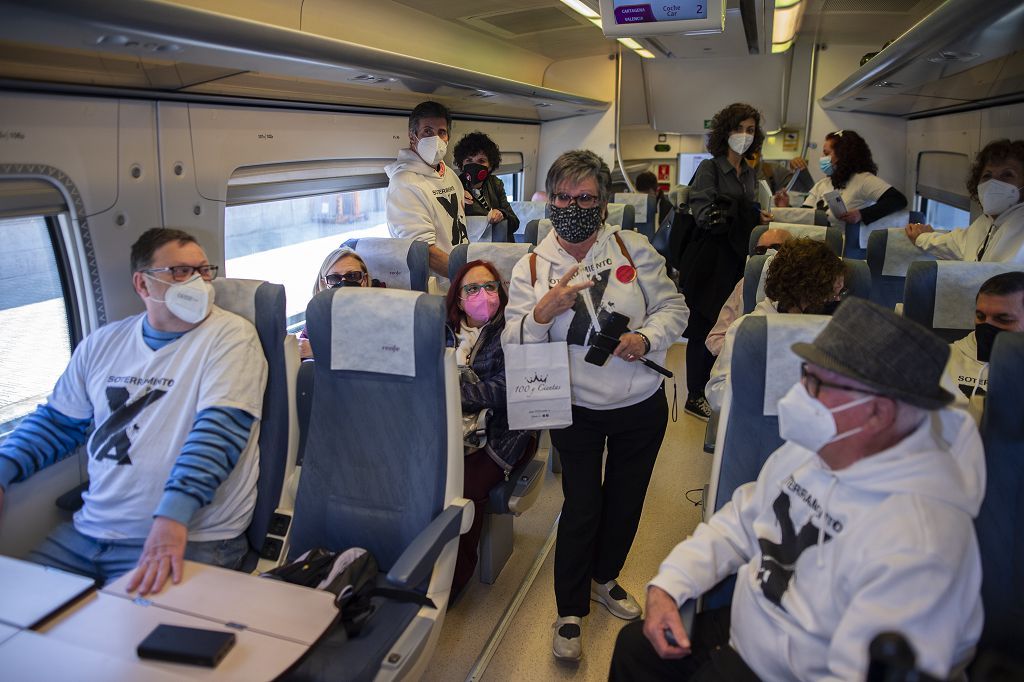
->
[585, 310, 673, 378]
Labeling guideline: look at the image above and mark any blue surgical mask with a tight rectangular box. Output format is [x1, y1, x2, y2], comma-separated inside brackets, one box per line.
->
[819, 156, 834, 177]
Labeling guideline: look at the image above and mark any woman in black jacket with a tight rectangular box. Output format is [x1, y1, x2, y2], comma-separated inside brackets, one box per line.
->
[454, 132, 520, 242]
[445, 259, 532, 593]
[681, 102, 771, 421]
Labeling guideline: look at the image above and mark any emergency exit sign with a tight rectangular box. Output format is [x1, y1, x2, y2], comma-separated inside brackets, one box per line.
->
[703, 119, 712, 129]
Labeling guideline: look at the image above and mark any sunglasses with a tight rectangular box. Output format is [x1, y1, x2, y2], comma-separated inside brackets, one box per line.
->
[324, 271, 366, 287]
[753, 243, 785, 255]
[461, 281, 500, 297]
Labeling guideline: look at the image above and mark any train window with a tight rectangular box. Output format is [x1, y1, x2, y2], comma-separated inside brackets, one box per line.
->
[225, 188, 390, 329]
[497, 172, 520, 202]
[920, 197, 971, 228]
[0, 216, 74, 439]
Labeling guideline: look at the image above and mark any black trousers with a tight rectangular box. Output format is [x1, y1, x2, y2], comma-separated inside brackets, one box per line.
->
[608, 608, 760, 682]
[684, 310, 716, 398]
[550, 387, 668, 617]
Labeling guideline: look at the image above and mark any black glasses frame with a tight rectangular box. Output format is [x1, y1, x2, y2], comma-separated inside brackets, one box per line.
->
[142, 265, 219, 281]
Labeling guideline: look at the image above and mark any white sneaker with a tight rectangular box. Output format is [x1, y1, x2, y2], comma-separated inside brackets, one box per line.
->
[552, 615, 583, 661]
[590, 580, 642, 620]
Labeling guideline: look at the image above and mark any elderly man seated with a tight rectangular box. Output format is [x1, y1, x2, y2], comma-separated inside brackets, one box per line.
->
[610, 297, 984, 681]
[945, 271, 1024, 422]
[0, 228, 267, 595]
[706, 227, 792, 356]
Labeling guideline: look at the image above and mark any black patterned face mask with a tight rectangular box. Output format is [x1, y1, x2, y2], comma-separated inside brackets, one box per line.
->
[550, 203, 602, 243]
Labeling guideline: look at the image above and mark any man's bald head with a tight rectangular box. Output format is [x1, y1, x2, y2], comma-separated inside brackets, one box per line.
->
[758, 228, 792, 249]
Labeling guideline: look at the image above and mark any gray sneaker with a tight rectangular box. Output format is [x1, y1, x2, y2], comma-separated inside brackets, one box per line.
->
[590, 580, 642, 620]
[552, 616, 583, 661]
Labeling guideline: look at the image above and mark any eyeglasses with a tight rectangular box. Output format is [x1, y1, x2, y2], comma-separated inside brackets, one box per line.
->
[551, 192, 601, 209]
[753, 243, 785, 255]
[324, 271, 366, 288]
[461, 280, 500, 297]
[142, 265, 219, 282]
[800, 363, 885, 400]
[835, 287, 850, 301]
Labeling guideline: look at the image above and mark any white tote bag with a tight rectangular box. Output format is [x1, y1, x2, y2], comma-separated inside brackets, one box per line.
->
[505, 341, 573, 431]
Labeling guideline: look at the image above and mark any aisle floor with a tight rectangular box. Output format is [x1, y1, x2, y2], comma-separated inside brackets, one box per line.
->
[423, 344, 714, 682]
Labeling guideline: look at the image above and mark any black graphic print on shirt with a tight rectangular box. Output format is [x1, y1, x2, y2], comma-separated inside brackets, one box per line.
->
[756, 492, 833, 609]
[565, 268, 612, 347]
[436, 192, 468, 245]
[88, 387, 168, 465]
[957, 383, 987, 399]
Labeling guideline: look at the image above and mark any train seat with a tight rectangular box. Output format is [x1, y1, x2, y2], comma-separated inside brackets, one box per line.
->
[741, 255, 871, 314]
[342, 237, 430, 292]
[210, 278, 300, 573]
[606, 202, 636, 231]
[288, 287, 471, 681]
[866, 228, 938, 310]
[447, 242, 546, 584]
[447, 242, 533, 290]
[753, 223, 844, 256]
[614, 192, 653, 239]
[975, 332, 1024, 660]
[703, 314, 829, 610]
[842, 210, 918, 260]
[903, 261, 1023, 342]
[769, 206, 825, 225]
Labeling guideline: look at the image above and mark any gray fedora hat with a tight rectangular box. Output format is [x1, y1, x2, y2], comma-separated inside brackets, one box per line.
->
[791, 297, 955, 409]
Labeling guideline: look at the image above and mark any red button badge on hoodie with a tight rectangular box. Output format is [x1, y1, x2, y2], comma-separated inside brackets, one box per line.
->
[616, 265, 637, 283]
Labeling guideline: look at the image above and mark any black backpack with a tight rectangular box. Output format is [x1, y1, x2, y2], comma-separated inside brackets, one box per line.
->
[263, 547, 434, 638]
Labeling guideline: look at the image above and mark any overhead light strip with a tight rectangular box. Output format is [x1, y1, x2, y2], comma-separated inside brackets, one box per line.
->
[559, 0, 600, 20]
[771, 0, 805, 54]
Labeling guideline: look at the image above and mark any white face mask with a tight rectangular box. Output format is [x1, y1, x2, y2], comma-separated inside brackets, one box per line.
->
[978, 178, 1022, 217]
[777, 382, 874, 453]
[416, 135, 447, 166]
[728, 132, 754, 156]
[145, 274, 214, 324]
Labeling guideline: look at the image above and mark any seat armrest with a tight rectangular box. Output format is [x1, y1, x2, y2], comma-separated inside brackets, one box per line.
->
[56, 480, 89, 512]
[679, 599, 696, 635]
[385, 500, 469, 590]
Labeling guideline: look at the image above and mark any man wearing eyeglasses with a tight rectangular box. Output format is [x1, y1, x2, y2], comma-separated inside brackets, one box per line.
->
[0, 228, 267, 596]
[610, 297, 984, 682]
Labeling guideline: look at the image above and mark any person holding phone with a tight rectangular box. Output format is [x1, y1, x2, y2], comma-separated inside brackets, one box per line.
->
[774, 130, 907, 228]
[502, 150, 688, 663]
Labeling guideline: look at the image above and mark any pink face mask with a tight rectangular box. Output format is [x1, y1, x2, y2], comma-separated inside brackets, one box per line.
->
[463, 289, 500, 323]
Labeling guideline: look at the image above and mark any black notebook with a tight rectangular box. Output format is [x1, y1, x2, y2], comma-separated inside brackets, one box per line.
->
[137, 624, 236, 667]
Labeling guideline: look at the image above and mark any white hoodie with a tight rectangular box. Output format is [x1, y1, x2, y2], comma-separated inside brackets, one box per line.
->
[384, 148, 467, 253]
[650, 407, 985, 681]
[945, 331, 987, 423]
[502, 224, 689, 410]
[914, 202, 1024, 263]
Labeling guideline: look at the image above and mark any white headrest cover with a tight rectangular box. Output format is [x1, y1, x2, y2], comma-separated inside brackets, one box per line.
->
[211, 278, 260, 324]
[767, 222, 828, 241]
[614, 193, 649, 220]
[466, 243, 533, 290]
[354, 238, 413, 290]
[769, 207, 818, 225]
[510, 201, 548, 224]
[607, 203, 625, 227]
[763, 314, 830, 416]
[331, 288, 423, 376]
[933, 261, 1021, 329]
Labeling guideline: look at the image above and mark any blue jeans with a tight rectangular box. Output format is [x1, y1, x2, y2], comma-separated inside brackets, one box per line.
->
[27, 522, 249, 585]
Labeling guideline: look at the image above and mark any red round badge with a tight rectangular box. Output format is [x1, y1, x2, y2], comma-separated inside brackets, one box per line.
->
[616, 265, 637, 283]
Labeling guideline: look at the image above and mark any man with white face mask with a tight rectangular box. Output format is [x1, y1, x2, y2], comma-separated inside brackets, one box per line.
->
[907, 139, 1024, 263]
[0, 228, 267, 596]
[386, 100, 468, 276]
[610, 297, 984, 682]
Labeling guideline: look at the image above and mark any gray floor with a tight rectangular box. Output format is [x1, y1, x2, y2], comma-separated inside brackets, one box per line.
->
[423, 344, 714, 682]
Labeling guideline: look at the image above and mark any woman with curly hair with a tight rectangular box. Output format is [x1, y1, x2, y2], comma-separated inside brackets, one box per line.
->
[453, 131, 520, 242]
[705, 238, 847, 411]
[776, 130, 907, 232]
[680, 103, 773, 421]
[906, 139, 1024, 263]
